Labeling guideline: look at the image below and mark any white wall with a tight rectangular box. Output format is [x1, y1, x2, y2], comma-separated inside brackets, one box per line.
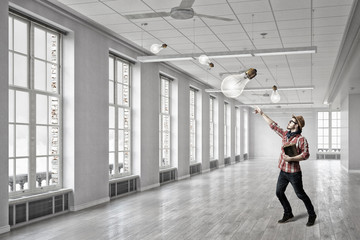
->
[250, 109, 317, 160]
[342, 94, 360, 171]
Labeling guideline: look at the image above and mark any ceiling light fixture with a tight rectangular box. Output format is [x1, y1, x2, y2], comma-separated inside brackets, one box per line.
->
[137, 46, 317, 63]
[270, 85, 281, 103]
[205, 85, 315, 93]
[221, 68, 257, 98]
[150, 43, 167, 54]
[235, 102, 314, 106]
[198, 54, 214, 68]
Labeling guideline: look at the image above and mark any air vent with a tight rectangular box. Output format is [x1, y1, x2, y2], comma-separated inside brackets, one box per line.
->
[160, 169, 176, 184]
[235, 155, 240, 162]
[316, 153, 340, 160]
[210, 160, 218, 170]
[9, 191, 70, 227]
[224, 157, 231, 165]
[109, 177, 137, 199]
[190, 163, 201, 176]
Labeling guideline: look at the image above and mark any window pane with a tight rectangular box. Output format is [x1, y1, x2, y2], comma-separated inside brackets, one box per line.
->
[123, 64, 129, 85]
[16, 158, 29, 191]
[47, 33, 58, 63]
[109, 81, 114, 104]
[34, 27, 46, 59]
[34, 59, 46, 91]
[122, 84, 129, 106]
[9, 16, 13, 50]
[118, 130, 124, 151]
[16, 91, 29, 123]
[109, 57, 114, 80]
[9, 53, 13, 85]
[109, 152, 115, 175]
[118, 152, 124, 173]
[109, 129, 115, 152]
[124, 152, 130, 172]
[124, 130, 130, 151]
[14, 54, 28, 88]
[117, 60, 123, 83]
[14, 19, 28, 54]
[9, 159, 14, 192]
[109, 106, 115, 129]
[49, 156, 59, 185]
[162, 115, 170, 132]
[36, 157, 47, 187]
[124, 108, 130, 129]
[36, 94, 48, 124]
[9, 90, 14, 122]
[36, 126, 48, 156]
[47, 63, 58, 93]
[9, 124, 14, 158]
[50, 97, 59, 125]
[117, 83, 123, 105]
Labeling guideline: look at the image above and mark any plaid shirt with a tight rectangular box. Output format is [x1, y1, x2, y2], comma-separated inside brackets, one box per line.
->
[270, 122, 310, 173]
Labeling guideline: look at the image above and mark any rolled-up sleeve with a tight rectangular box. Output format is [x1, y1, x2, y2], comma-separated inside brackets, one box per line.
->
[299, 137, 310, 160]
[270, 122, 286, 138]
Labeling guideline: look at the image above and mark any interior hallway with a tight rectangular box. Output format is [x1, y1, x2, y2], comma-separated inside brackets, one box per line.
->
[2, 158, 360, 240]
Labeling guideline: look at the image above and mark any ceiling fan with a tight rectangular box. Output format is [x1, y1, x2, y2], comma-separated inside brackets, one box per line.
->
[123, 0, 234, 21]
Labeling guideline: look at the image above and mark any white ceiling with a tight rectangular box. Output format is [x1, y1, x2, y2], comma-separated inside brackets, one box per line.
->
[54, 0, 354, 108]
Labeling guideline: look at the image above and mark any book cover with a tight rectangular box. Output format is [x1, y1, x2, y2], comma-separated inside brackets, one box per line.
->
[283, 143, 298, 157]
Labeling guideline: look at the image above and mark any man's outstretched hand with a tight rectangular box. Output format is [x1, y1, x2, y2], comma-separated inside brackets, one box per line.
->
[254, 106, 263, 115]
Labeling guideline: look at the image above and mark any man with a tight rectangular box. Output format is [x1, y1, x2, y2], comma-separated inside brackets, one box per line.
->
[254, 106, 317, 226]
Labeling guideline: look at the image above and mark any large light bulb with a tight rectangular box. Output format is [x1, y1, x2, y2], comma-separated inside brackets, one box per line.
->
[271, 85, 281, 103]
[221, 68, 257, 98]
[150, 43, 167, 54]
[198, 55, 214, 68]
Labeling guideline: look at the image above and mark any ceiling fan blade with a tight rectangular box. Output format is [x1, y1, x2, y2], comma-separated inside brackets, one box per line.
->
[123, 12, 170, 20]
[179, 0, 195, 8]
[195, 13, 234, 22]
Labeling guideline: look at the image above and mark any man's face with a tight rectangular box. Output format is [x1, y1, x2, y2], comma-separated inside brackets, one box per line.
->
[287, 117, 298, 130]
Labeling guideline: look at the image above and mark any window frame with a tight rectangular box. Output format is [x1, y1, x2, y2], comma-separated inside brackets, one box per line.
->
[159, 75, 172, 169]
[189, 88, 197, 164]
[209, 96, 215, 160]
[108, 55, 132, 178]
[8, 13, 63, 198]
[317, 111, 341, 153]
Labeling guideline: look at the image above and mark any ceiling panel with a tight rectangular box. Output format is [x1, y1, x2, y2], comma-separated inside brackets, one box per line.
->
[54, 0, 355, 108]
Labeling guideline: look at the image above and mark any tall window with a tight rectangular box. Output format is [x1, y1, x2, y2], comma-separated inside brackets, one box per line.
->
[209, 96, 215, 160]
[224, 102, 230, 157]
[109, 56, 131, 178]
[318, 111, 341, 153]
[243, 108, 249, 155]
[160, 76, 171, 168]
[189, 88, 197, 163]
[235, 107, 241, 156]
[8, 14, 62, 195]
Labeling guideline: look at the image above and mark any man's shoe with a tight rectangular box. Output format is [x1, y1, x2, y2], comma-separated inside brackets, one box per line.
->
[306, 214, 317, 226]
[278, 213, 294, 223]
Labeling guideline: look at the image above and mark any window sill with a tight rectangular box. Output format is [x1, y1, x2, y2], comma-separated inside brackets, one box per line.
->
[9, 188, 72, 205]
[109, 175, 139, 183]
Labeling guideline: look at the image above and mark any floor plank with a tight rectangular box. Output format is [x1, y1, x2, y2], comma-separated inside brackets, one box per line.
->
[1, 159, 360, 240]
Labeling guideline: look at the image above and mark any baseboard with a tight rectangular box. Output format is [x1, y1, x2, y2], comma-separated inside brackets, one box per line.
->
[70, 197, 110, 211]
[178, 174, 190, 180]
[140, 183, 160, 192]
[0, 225, 10, 234]
[202, 169, 210, 173]
[349, 169, 360, 173]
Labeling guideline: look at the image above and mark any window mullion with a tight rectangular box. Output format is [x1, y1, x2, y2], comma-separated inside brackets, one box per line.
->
[28, 23, 37, 192]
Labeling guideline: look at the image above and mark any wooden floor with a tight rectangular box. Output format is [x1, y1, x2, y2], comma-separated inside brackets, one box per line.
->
[2, 159, 360, 240]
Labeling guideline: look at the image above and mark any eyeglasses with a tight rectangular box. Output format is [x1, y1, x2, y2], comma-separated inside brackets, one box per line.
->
[289, 120, 297, 124]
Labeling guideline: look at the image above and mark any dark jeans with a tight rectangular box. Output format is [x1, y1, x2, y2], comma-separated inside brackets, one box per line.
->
[276, 170, 316, 216]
